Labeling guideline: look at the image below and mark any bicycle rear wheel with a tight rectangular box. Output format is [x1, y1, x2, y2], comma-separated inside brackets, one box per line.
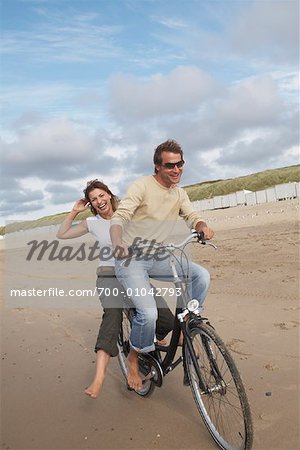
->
[117, 309, 155, 397]
[184, 322, 253, 450]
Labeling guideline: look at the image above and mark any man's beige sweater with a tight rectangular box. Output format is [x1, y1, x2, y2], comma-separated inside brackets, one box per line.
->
[111, 175, 203, 245]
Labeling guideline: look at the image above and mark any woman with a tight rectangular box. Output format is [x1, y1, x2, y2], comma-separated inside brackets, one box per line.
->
[57, 179, 174, 398]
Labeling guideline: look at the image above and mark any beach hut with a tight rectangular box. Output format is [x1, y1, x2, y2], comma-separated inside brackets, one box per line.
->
[206, 198, 215, 210]
[236, 190, 252, 205]
[245, 191, 257, 206]
[191, 200, 200, 210]
[192, 200, 202, 210]
[228, 193, 238, 207]
[192, 199, 212, 211]
[221, 195, 230, 208]
[213, 195, 223, 209]
[198, 198, 214, 211]
[265, 187, 277, 203]
[275, 182, 297, 200]
[193, 200, 201, 210]
[256, 189, 267, 204]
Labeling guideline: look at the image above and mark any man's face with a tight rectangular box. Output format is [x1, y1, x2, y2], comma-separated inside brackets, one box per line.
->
[155, 151, 184, 188]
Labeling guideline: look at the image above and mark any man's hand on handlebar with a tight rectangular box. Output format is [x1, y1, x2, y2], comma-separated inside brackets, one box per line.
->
[195, 221, 214, 240]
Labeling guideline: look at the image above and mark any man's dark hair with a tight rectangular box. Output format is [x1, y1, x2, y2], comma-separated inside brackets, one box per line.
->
[153, 139, 184, 173]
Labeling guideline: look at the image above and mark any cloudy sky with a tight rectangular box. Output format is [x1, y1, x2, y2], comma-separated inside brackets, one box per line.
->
[1, 0, 299, 224]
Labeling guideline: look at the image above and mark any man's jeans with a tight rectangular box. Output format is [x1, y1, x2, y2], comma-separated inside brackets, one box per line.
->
[114, 255, 210, 353]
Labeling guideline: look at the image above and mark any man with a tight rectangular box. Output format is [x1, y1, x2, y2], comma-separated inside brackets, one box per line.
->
[110, 140, 214, 391]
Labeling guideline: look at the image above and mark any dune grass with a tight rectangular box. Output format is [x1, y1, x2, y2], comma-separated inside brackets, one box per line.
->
[2, 210, 91, 235]
[185, 164, 300, 201]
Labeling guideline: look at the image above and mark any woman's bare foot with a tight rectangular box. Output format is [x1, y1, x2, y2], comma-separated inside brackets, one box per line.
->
[84, 349, 110, 399]
[127, 349, 142, 391]
[85, 379, 104, 399]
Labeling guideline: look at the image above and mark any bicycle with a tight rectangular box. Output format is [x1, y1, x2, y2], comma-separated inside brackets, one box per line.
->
[117, 231, 253, 450]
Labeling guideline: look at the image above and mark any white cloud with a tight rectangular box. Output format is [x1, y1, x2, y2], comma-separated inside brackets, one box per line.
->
[117, 74, 285, 153]
[0, 175, 45, 218]
[45, 182, 81, 205]
[0, 117, 118, 181]
[109, 66, 221, 121]
[152, 16, 188, 29]
[4, 118, 90, 162]
[231, 0, 299, 63]
[215, 75, 283, 128]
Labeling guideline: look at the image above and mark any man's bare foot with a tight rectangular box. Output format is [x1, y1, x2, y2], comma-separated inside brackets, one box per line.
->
[127, 349, 142, 391]
[157, 338, 168, 346]
[84, 349, 110, 399]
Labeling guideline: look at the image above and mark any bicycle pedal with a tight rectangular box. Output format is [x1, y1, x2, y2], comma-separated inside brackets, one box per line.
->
[155, 343, 170, 351]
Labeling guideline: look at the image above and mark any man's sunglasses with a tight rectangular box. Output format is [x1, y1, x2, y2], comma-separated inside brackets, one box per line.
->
[161, 160, 185, 170]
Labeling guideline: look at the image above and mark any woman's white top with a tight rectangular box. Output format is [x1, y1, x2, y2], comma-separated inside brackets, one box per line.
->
[86, 215, 114, 267]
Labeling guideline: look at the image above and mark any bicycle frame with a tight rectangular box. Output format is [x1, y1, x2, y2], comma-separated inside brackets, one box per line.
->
[149, 271, 209, 392]
[127, 231, 217, 391]
[150, 302, 208, 392]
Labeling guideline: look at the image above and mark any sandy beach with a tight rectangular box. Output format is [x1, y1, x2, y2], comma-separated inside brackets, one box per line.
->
[1, 199, 299, 450]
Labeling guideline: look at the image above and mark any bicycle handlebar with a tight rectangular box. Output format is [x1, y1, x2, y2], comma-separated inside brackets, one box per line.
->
[131, 230, 217, 253]
[163, 230, 217, 251]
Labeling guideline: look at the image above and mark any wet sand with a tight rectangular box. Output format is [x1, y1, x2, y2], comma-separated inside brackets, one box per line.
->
[1, 199, 299, 450]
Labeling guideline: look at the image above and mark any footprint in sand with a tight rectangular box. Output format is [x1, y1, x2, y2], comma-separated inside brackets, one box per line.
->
[257, 412, 282, 431]
[274, 321, 299, 330]
[226, 338, 252, 356]
[264, 363, 279, 371]
[281, 275, 296, 283]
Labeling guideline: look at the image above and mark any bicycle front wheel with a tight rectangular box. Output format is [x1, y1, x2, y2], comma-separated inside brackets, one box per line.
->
[117, 309, 155, 397]
[184, 322, 253, 450]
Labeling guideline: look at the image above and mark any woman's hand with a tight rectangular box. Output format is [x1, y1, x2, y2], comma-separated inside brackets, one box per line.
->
[72, 198, 90, 214]
[56, 198, 89, 239]
[113, 242, 130, 258]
